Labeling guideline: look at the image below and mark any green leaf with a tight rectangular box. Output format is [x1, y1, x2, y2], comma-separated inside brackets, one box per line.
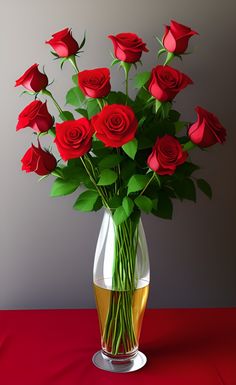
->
[51, 178, 80, 197]
[174, 121, 187, 133]
[153, 192, 173, 219]
[87, 99, 100, 118]
[169, 110, 181, 122]
[72, 74, 78, 86]
[73, 190, 99, 212]
[176, 162, 200, 178]
[66, 86, 85, 107]
[133, 72, 150, 88]
[122, 138, 138, 160]
[59, 111, 75, 121]
[183, 141, 196, 151]
[127, 174, 150, 195]
[51, 167, 64, 179]
[48, 127, 56, 137]
[135, 195, 153, 213]
[111, 58, 120, 67]
[106, 91, 132, 106]
[113, 206, 128, 226]
[171, 178, 196, 202]
[108, 196, 123, 209]
[75, 108, 88, 118]
[98, 154, 123, 170]
[122, 196, 134, 217]
[97, 169, 118, 186]
[197, 179, 212, 199]
[120, 159, 136, 181]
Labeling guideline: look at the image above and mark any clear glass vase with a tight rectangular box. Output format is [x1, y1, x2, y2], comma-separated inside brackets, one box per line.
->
[92, 209, 150, 373]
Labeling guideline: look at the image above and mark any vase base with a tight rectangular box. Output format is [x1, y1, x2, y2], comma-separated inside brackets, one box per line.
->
[92, 350, 147, 373]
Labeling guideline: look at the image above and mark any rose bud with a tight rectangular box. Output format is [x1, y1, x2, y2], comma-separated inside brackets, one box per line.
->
[147, 135, 188, 175]
[15, 64, 48, 93]
[55, 118, 94, 161]
[92, 104, 138, 147]
[45, 28, 79, 57]
[163, 20, 198, 54]
[21, 143, 57, 176]
[108, 32, 148, 63]
[78, 68, 111, 98]
[188, 106, 226, 147]
[148, 65, 192, 102]
[16, 100, 53, 133]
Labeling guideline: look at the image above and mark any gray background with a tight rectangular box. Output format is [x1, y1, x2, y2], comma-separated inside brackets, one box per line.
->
[1, 0, 235, 309]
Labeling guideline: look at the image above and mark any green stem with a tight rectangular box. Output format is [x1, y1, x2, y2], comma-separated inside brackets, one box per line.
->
[138, 172, 156, 197]
[80, 156, 110, 209]
[68, 55, 79, 73]
[102, 217, 140, 354]
[96, 98, 103, 111]
[41, 89, 63, 115]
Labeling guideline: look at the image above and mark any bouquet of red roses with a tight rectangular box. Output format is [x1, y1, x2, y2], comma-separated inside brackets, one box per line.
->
[16, 22, 226, 221]
[15, 21, 226, 360]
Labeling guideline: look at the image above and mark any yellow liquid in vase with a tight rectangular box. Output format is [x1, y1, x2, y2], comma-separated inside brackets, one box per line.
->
[94, 281, 149, 354]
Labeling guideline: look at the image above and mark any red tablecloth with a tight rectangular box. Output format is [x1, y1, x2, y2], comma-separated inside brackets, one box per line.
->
[0, 308, 235, 385]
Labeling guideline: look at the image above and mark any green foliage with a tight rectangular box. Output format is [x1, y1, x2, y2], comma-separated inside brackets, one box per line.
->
[59, 111, 75, 121]
[135, 195, 153, 213]
[87, 99, 100, 118]
[73, 190, 100, 212]
[51, 177, 80, 197]
[75, 108, 88, 118]
[66, 86, 85, 107]
[97, 169, 118, 186]
[109, 196, 123, 209]
[133, 72, 150, 88]
[197, 179, 212, 199]
[127, 174, 150, 195]
[122, 138, 138, 160]
[171, 178, 196, 202]
[98, 153, 123, 170]
[122, 197, 134, 217]
[113, 206, 128, 226]
[152, 192, 173, 219]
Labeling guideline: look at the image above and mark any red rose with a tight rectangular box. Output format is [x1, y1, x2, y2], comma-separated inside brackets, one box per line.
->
[21, 143, 57, 176]
[148, 65, 192, 102]
[92, 104, 138, 147]
[55, 118, 94, 161]
[108, 32, 148, 63]
[188, 106, 226, 147]
[45, 28, 79, 57]
[15, 64, 48, 92]
[78, 68, 111, 98]
[16, 100, 53, 133]
[163, 20, 198, 54]
[147, 135, 188, 175]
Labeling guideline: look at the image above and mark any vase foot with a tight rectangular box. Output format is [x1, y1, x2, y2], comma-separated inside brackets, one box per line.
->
[92, 350, 147, 373]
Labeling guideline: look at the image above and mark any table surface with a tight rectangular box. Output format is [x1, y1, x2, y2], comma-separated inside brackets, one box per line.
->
[0, 308, 235, 385]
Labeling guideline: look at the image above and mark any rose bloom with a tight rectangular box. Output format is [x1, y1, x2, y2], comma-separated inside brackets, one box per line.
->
[15, 64, 48, 93]
[46, 28, 79, 57]
[147, 135, 188, 175]
[21, 143, 57, 176]
[108, 32, 148, 63]
[92, 104, 138, 147]
[188, 106, 226, 147]
[55, 118, 94, 161]
[16, 100, 53, 133]
[163, 20, 198, 54]
[78, 68, 111, 98]
[148, 65, 192, 102]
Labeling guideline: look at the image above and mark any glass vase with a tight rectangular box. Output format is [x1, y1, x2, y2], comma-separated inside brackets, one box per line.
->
[92, 209, 150, 373]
